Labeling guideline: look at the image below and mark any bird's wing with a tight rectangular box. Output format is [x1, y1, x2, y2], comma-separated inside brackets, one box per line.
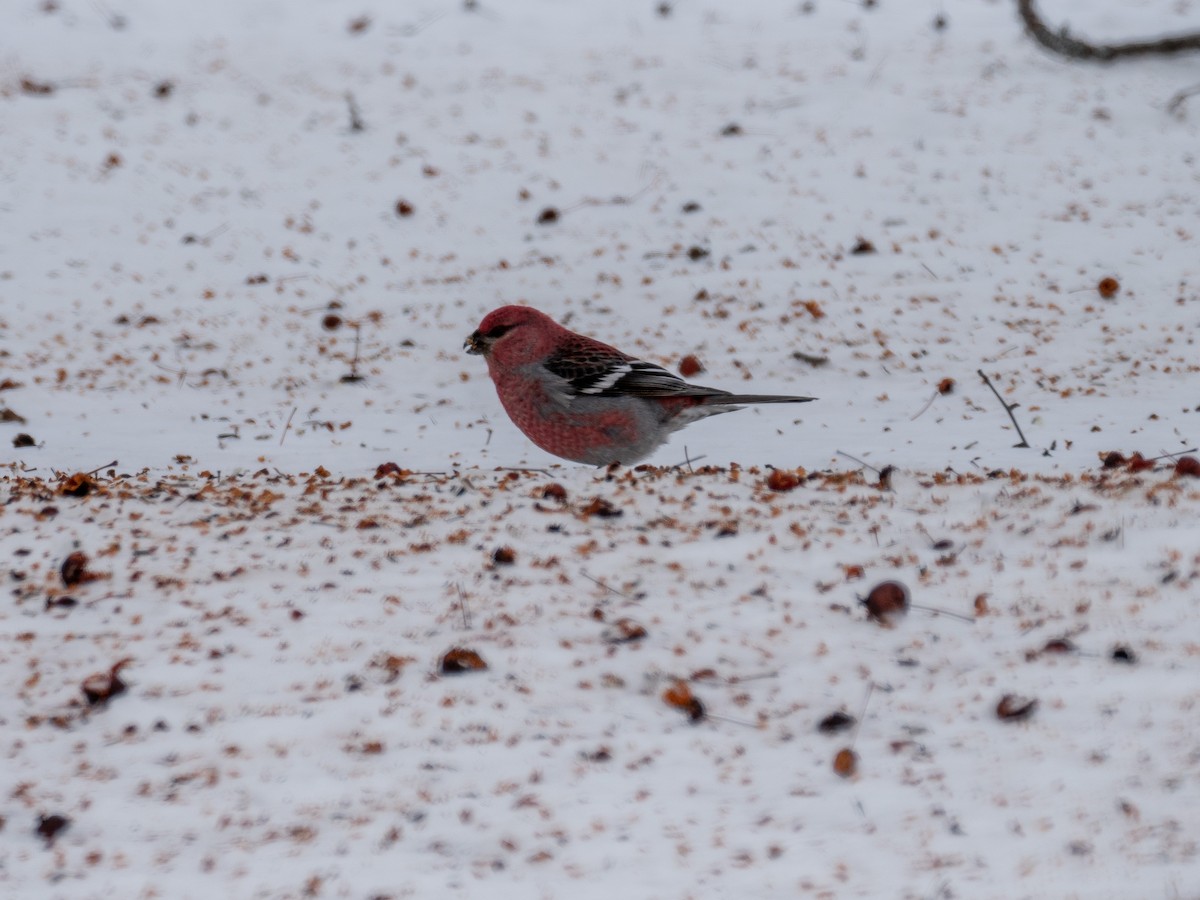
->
[544, 348, 725, 401]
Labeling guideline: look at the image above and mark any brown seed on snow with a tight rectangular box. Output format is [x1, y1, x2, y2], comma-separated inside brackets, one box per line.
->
[440, 647, 488, 674]
[861, 580, 909, 624]
[61, 551, 89, 587]
[82, 659, 132, 706]
[678, 354, 704, 378]
[1174, 456, 1200, 478]
[539, 483, 568, 502]
[995, 693, 1037, 722]
[662, 680, 706, 723]
[765, 469, 802, 492]
[832, 747, 859, 778]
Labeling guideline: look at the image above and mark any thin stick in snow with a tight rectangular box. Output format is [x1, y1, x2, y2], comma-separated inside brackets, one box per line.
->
[279, 407, 297, 446]
[976, 369, 1030, 448]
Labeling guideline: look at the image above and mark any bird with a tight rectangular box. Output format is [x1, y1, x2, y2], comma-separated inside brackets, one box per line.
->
[464, 305, 815, 465]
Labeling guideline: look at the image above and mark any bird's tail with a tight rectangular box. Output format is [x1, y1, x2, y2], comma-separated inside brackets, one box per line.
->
[714, 394, 816, 405]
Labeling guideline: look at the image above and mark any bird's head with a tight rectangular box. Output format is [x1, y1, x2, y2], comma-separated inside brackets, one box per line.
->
[464, 305, 560, 364]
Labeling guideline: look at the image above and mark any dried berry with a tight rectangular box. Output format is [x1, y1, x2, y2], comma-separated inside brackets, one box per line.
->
[678, 354, 704, 378]
[765, 469, 802, 492]
[832, 747, 859, 778]
[862, 580, 909, 624]
[1174, 456, 1200, 478]
[539, 483, 568, 502]
[1097, 277, 1120, 298]
[440, 647, 488, 674]
[60, 551, 89, 587]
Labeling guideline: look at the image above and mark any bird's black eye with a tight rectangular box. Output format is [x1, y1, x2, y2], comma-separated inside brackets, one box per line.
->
[484, 323, 514, 339]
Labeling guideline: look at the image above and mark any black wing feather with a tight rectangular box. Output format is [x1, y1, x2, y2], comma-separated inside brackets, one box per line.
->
[544, 346, 728, 399]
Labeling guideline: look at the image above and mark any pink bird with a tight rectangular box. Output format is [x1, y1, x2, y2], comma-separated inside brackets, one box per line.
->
[465, 305, 814, 465]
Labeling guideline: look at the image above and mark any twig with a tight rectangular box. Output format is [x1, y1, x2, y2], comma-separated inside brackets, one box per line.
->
[724, 670, 779, 684]
[86, 460, 119, 477]
[279, 407, 297, 446]
[180, 223, 228, 246]
[580, 571, 632, 599]
[1167, 82, 1200, 118]
[340, 322, 365, 383]
[911, 603, 976, 623]
[393, 12, 445, 37]
[345, 92, 365, 132]
[1017, 0, 1200, 61]
[676, 446, 706, 473]
[1155, 447, 1198, 461]
[91, 0, 127, 30]
[456, 584, 471, 630]
[705, 713, 760, 728]
[976, 369, 1030, 448]
[850, 682, 875, 744]
[909, 389, 939, 421]
[836, 450, 880, 475]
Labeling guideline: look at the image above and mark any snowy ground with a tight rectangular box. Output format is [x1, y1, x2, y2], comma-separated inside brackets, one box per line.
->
[2, 0, 1200, 897]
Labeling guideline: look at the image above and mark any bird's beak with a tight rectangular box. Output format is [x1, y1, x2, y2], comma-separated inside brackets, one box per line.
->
[464, 330, 485, 355]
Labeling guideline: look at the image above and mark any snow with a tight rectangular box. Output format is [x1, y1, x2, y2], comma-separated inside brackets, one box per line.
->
[2, 0, 1200, 897]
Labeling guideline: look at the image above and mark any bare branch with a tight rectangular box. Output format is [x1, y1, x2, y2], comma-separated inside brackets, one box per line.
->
[1017, 0, 1200, 61]
[976, 369, 1030, 449]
